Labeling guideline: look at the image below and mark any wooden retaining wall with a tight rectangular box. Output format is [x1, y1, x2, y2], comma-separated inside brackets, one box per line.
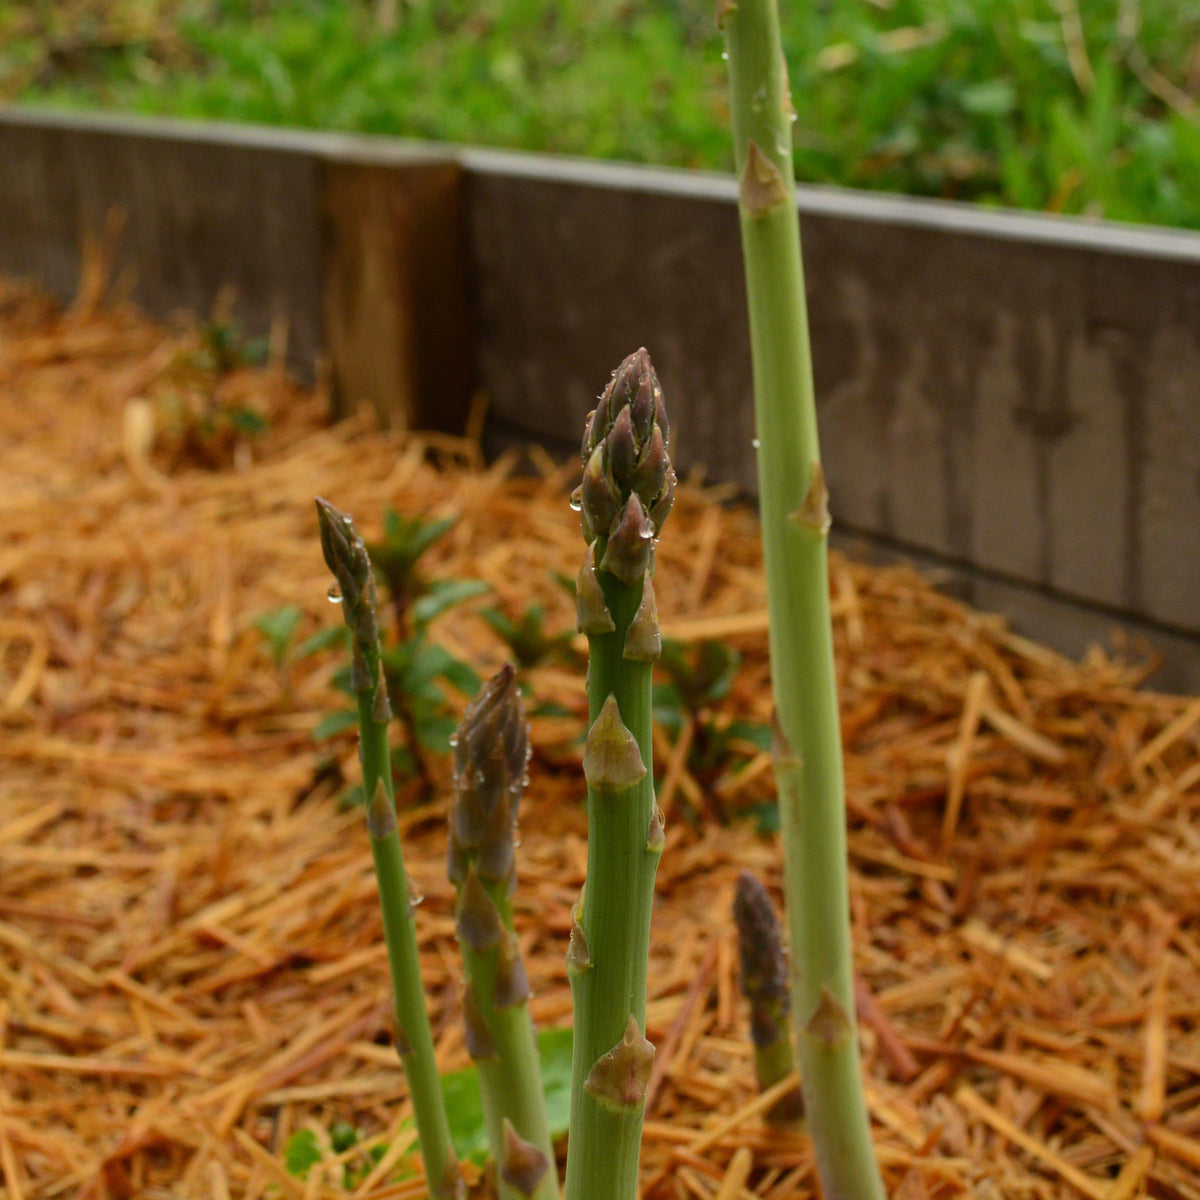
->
[3, 108, 1198, 690]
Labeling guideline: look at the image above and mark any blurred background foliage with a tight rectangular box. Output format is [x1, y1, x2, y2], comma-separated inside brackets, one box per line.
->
[2, 0, 1198, 227]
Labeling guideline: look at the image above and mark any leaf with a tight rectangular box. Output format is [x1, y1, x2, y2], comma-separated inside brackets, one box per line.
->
[293, 624, 347, 660]
[726, 719, 772, 751]
[253, 605, 302, 668]
[537, 1026, 574, 1136]
[437, 655, 482, 697]
[411, 578, 490, 628]
[329, 1121, 359, 1154]
[283, 1128, 322, 1178]
[337, 782, 366, 811]
[960, 78, 1016, 118]
[749, 800, 781, 836]
[311, 708, 358, 742]
[413, 712, 457, 751]
[404, 514, 459, 564]
[479, 606, 518, 643]
[437, 1027, 573, 1165]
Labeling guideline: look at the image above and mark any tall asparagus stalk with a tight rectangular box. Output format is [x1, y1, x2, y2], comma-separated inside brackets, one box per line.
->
[563, 350, 675, 1200]
[316, 498, 464, 1200]
[448, 665, 559, 1200]
[719, 4, 887, 1197]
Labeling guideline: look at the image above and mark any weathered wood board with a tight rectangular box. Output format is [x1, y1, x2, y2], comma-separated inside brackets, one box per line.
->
[320, 158, 473, 430]
[0, 112, 323, 366]
[465, 150, 1200, 651]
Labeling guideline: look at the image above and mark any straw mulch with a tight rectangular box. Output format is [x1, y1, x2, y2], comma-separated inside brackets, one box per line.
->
[2, 271, 1199, 1200]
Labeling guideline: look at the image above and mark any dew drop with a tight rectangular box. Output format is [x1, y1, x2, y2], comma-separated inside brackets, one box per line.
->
[327, 583, 344, 604]
[408, 880, 425, 908]
[721, 50, 729, 60]
[449, 734, 459, 748]
[569, 487, 584, 512]
[752, 437, 761, 449]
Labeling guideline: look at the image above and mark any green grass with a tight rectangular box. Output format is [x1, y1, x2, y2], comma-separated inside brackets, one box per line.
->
[3, 0, 1199, 228]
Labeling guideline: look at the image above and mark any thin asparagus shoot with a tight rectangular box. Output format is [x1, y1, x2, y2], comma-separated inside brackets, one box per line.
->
[316, 497, 464, 1200]
[719, 2, 887, 1195]
[732, 872, 804, 1125]
[449, 665, 559, 1200]
[563, 349, 675, 1200]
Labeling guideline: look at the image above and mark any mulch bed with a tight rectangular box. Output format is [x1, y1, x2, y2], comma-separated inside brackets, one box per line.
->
[2, 271, 1199, 1200]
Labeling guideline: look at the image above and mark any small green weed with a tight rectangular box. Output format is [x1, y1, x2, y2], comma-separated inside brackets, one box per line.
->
[479, 601, 578, 671]
[281, 1028, 573, 1187]
[654, 638, 770, 822]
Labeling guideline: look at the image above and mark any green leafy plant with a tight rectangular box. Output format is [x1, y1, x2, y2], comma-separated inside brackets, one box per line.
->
[282, 1028, 575, 1191]
[479, 601, 578, 672]
[721, 0, 886, 1193]
[253, 604, 344, 673]
[439, 1026, 573, 1171]
[653, 637, 769, 820]
[283, 1123, 387, 1188]
[253, 604, 304, 672]
[195, 316, 270, 374]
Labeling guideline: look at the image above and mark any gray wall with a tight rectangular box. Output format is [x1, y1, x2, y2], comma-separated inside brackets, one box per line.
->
[464, 150, 1200, 649]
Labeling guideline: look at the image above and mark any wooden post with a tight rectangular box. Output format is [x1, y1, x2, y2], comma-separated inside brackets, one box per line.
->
[320, 159, 474, 432]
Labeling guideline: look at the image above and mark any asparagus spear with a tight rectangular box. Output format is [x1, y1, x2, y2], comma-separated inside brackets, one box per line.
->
[315, 498, 464, 1200]
[449, 665, 559, 1200]
[732, 872, 804, 1125]
[563, 349, 675, 1200]
[719, 2, 887, 1195]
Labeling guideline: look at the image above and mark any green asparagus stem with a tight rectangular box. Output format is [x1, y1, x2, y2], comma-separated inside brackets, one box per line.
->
[732, 872, 804, 1125]
[563, 350, 675, 1200]
[719, 5, 888, 1197]
[448, 665, 559, 1200]
[316, 498, 464, 1200]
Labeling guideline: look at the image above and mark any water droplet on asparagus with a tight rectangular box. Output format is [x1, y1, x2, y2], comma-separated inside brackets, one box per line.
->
[327, 584, 343, 604]
[569, 487, 583, 512]
[752, 437, 761, 449]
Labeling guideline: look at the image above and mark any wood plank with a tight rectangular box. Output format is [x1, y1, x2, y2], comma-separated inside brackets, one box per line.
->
[319, 159, 473, 431]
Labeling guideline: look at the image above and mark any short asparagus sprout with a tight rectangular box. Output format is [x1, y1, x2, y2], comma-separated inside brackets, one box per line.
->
[732, 872, 804, 1124]
[449, 665, 558, 1200]
[564, 349, 675, 1200]
[315, 497, 464, 1200]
